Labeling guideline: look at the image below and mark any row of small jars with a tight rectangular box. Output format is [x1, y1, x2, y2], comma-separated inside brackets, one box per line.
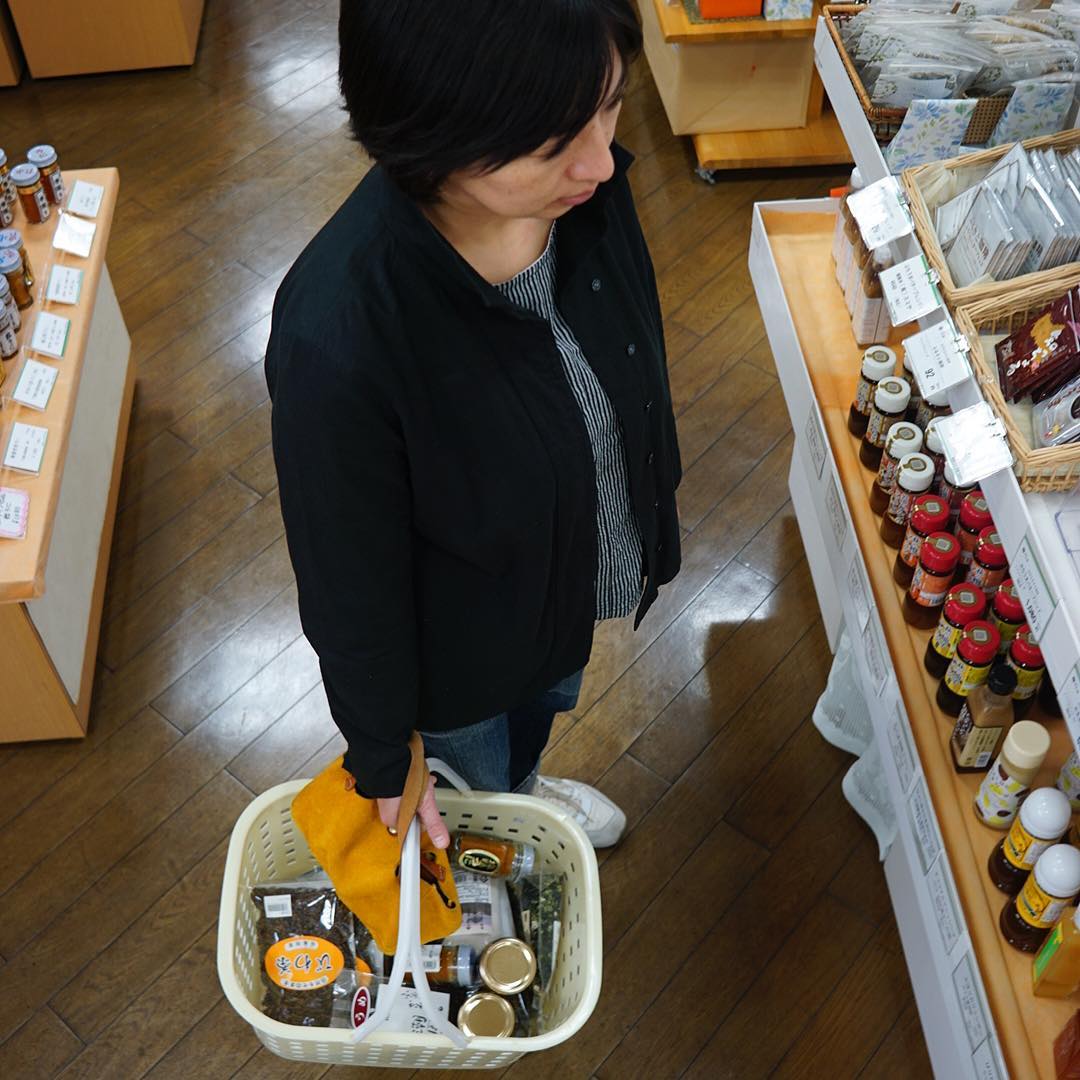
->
[0, 145, 64, 228]
[0, 229, 35, 362]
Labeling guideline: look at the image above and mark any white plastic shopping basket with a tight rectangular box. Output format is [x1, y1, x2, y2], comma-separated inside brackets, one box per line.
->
[216, 767, 603, 1069]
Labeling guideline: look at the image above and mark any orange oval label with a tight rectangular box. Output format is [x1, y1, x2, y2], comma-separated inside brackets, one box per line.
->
[264, 936, 344, 991]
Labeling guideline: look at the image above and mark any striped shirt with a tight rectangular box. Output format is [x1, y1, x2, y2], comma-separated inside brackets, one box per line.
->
[496, 226, 644, 619]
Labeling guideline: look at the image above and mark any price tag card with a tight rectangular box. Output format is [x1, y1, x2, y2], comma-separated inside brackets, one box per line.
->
[848, 176, 915, 249]
[908, 777, 943, 874]
[52, 211, 96, 258]
[45, 265, 83, 305]
[30, 312, 70, 359]
[0, 487, 29, 539]
[804, 403, 827, 480]
[972, 1037, 1006, 1080]
[903, 318, 971, 399]
[67, 180, 105, 219]
[880, 254, 943, 326]
[384, 987, 451, 1034]
[825, 474, 849, 553]
[864, 617, 889, 696]
[952, 952, 990, 1052]
[887, 699, 919, 795]
[1009, 535, 1057, 643]
[1061, 664, 1080, 731]
[935, 402, 1014, 487]
[847, 557, 872, 632]
[927, 855, 962, 956]
[11, 359, 59, 411]
[3, 422, 48, 474]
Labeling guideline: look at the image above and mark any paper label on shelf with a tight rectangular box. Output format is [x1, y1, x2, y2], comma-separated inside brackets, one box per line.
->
[30, 312, 70, 359]
[863, 616, 889, 696]
[927, 855, 962, 956]
[11, 359, 58, 411]
[804, 403, 827, 480]
[887, 699, 919, 795]
[3, 422, 47, 474]
[1061, 665, 1080, 731]
[908, 778, 942, 874]
[935, 403, 1013, 487]
[881, 255, 942, 326]
[66, 180, 105, 219]
[825, 473, 849, 553]
[846, 557, 872, 632]
[52, 211, 96, 258]
[848, 176, 915, 249]
[45, 265, 83, 305]
[952, 952, 990, 1052]
[1008, 535, 1057, 644]
[903, 318, 971, 399]
[0, 487, 29, 539]
[971, 1037, 1006, 1080]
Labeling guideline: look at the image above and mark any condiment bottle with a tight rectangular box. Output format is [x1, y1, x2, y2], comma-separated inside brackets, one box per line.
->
[975, 719, 1051, 830]
[0, 174, 10, 228]
[0, 306, 18, 360]
[869, 423, 922, 516]
[1000, 843, 1080, 952]
[903, 531, 960, 630]
[457, 991, 515, 1037]
[9, 163, 50, 225]
[879, 452, 934, 547]
[914, 387, 950, 431]
[0, 147, 14, 206]
[0, 229, 34, 287]
[1007, 625, 1046, 720]
[902, 350, 922, 424]
[1057, 753, 1080, 813]
[989, 786, 1071, 896]
[955, 491, 992, 567]
[924, 584, 987, 678]
[852, 248, 893, 346]
[845, 234, 869, 315]
[936, 620, 1001, 716]
[936, 462, 975, 526]
[1042, 678, 1063, 719]
[420, 943, 480, 988]
[950, 660, 1017, 774]
[924, 417, 947, 488]
[832, 167, 864, 268]
[894, 494, 950, 588]
[1033, 905, 1080, 998]
[26, 145, 64, 206]
[848, 347, 897, 437]
[965, 527, 1007, 596]
[989, 580, 1026, 655]
[449, 834, 536, 883]
[0, 248, 31, 310]
[0, 274, 19, 333]
[860, 377, 911, 470]
[836, 210, 861, 289]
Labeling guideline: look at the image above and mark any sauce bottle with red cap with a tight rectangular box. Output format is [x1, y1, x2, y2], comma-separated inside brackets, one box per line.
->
[860, 378, 911, 471]
[894, 494, 950, 589]
[1007, 626, 1046, 720]
[879, 453, 935, 547]
[869, 423, 922, 516]
[989, 580, 1026, 654]
[848, 347, 897, 437]
[924, 584, 987, 678]
[936, 620, 1001, 716]
[965, 527, 1008, 596]
[903, 532, 961, 630]
[955, 491, 992, 567]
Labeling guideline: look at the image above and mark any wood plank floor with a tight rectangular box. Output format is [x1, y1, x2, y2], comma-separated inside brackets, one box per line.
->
[0, 2, 934, 1077]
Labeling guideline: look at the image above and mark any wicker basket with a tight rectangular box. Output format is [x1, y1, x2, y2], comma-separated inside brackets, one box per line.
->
[902, 130, 1080, 308]
[822, 5, 1011, 147]
[954, 277, 1080, 492]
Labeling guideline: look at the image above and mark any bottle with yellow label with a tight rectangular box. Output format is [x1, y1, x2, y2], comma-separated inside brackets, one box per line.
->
[950, 661, 1016, 774]
[1001, 844, 1080, 952]
[988, 786, 1071, 895]
[974, 720, 1051, 830]
[1033, 905, 1080, 998]
[449, 833, 536, 883]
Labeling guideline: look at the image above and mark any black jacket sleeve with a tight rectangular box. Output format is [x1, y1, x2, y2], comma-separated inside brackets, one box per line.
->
[267, 328, 417, 797]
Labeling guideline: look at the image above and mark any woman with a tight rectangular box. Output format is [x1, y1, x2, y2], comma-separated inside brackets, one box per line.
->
[266, 0, 681, 851]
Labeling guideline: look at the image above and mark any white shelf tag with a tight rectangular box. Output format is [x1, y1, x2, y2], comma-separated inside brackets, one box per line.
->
[935, 402, 1013, 486]
[67, 180, 105, 219]
[952, 952, 989, 1052]
[1061, 664, 1080, 732]
[847, 556, 871, 632]
[804, 403, 827, 480]
[3, 422, 48, 474]
[848, 176, 914, 249]
[30, 312, 70, 359]
[927, 855, 962, 956]
[887, 699, 918, 795]
[45, 265, 83, 305]
[52, 211, 96, 258]
[11, 359, 59, 411]
[864, 617, 889, 697]
[972, 1037, 1006, 1080]
[881, 254, 942, 326]
[1009, 535, 1057, 644]
[825, 473, 849, 553]
[903, 317, 971, 399]
[0, 487, 29, 539]
[908, 778, 943, 874]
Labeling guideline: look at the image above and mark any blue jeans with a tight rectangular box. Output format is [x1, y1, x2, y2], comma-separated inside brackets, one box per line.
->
[419, 669, 584, 794]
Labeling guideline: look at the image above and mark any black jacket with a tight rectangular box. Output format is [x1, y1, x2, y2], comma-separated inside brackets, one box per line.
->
[265, 143, 681, 796]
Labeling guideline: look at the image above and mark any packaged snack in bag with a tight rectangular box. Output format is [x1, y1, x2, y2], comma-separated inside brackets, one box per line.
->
[1033, 374, 1080, 446]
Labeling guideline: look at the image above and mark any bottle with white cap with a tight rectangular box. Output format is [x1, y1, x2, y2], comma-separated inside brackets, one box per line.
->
[879, 452, 935, 548]
[902, 349, 922, 423]
[869, 422, 923, 516]
[848, 346, 897, 438]
[834, 167, 865, 286]
[915, 387, 951, 431]
[974, 720, 1051, 830]
[988, 786, 1071, 896]
[860, 377, 911, 471]
[1000, 843, 1080, 952]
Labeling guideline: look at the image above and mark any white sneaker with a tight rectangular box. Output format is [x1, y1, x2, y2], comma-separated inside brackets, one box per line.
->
[531, 775, 626, 848]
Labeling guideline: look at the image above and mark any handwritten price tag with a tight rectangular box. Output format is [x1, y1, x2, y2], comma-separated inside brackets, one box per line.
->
[903, 319, 971, 399]
[11, 358, 59, 411]
[30, 312, 70, 359]
[952, 952, 989, 1051]
[847, 556, 871, 632]
[927, 856, 962, 956]
[804, 403, 827, 480]
[0, 487, 29, 538]
[887, 699, 918, 795]
[848, 176, 915, 249]
[825, 474, 849, 554]
[45, 265, 83, 305]
[880, 255, 943, 326]
[1061, 665, 1080, 732]
[908, 777, 943, 874]
[66, 180, 104, 219]
[3, 422, 48, 474]
[1009, 535, 1057, 643]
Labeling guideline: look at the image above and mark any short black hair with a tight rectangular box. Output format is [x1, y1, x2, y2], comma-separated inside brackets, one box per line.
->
[338, 0, 642, 201]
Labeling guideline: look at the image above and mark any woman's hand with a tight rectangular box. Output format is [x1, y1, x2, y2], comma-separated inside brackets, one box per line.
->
[377, 774, 451, 849]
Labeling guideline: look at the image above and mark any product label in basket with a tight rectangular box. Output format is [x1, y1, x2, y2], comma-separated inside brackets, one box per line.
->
[264, 936, 344, 991]
[422, 943, 443, 972]
[909, 566, 948, 608]
[459, 848, 501, 876]
[1003, 816, 1054, 871]
[1016, 874, 1071, 930]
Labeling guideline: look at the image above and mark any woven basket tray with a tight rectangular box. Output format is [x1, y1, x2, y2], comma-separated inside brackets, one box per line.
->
[823, 5, 1010, 147]
[902, 129, 1080, 307]
[954, 277, 1080, 492]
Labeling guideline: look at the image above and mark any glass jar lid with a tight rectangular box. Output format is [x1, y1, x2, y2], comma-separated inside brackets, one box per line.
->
[9, 164, 41, 187]
[457, 992, 515, 1038]
[479, 938, 537, 995]
[27, 145, 58, 168]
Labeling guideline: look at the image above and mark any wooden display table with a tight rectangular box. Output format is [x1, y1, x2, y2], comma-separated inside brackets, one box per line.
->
[0, 169, 133, 741]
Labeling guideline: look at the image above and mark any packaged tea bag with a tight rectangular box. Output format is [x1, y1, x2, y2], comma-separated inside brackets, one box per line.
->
[1033, 374, 1080, 446]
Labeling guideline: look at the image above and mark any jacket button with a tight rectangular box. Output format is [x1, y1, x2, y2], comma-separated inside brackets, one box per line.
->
[626, 343, 636, 356]
[653, 500, 660, 510]
[656, 542, 664, 554]
[591, 278, 601, 292]
[647, 451, 655, 465]
[644, 399, 653, 413]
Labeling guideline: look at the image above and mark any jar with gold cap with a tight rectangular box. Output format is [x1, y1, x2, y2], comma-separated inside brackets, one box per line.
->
[0, 148, 13, 206]
[0, 248, 31, 310]
[479, 938, 537, 996]
[0, 229, 34, 288]
[9, 164, 50, 225]
[26, 145, 64, 206]
[457, 991, 515, 1038]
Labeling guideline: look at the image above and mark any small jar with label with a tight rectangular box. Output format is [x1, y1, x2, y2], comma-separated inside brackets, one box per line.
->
[914, 387, 950, 431]
[924, 417, 947, 488]
[26, 145, 64, 206]
[852, 249, 893, 346]
[0, 229, 34, 288]
[965, 527, 1007, 596]
[860, 377, 911, 471]
[422, 943, 480, 988]
[0, 147, 14, 206]
[936, 620, 1001, 716]
[0, 248, 31, 310]
[902, 350, 922, 424]
[955, 491, 992, 567]
[0, 306, 18, 360]
[869, 423, 923, 516]
[903, 531, 960, 630]
[894, 493, 950, 589]
[9, 164, 50, 225]
[848, 346, 897, 437]
[936, 461, 976, 525]
[0, 169, 10, 228]
[880, 452, 935, 548]
[975, 720, 1051, 831]
[951, 661, 1016, 774]
[990, 580, 1026, 654]
[923, 584, 987, 678]
[0, 274, 19, 332]
[1007, 625, 1046, 721]
[845, 235, 870, 315]
[1000, 843, 1080, 952]
[990, 787, 1072, 897]
[836, 211, 860, 289]
[1057, 753, 1080, 813]
[449, 833, 536, 883]
[832, 170, 862, 268]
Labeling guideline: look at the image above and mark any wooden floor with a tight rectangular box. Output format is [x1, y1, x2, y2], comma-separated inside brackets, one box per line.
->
[0, 2, 934, 1077]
